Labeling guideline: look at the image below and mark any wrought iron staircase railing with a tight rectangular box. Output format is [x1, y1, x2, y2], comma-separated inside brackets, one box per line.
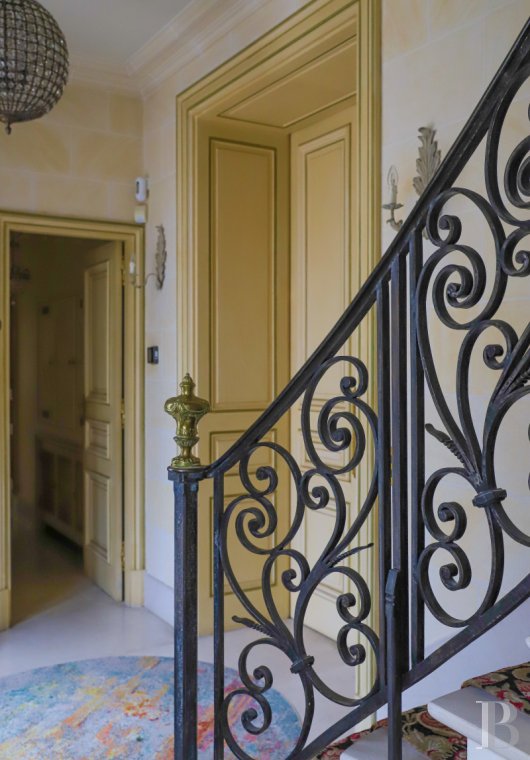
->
[165, 18, 530, 760]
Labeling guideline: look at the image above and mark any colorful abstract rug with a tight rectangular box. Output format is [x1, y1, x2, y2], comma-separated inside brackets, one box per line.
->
[0, 656, 301, 759]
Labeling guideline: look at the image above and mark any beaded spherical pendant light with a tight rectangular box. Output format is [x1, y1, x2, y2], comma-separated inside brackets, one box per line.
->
[0, 0, 69, 134]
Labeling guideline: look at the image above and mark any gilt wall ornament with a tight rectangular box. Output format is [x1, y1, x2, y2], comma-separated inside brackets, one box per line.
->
[413, 125, 442, 197]
[413, 126, 442, 238]
[129, 224, 167, 290]
[153, 224, 167, 290]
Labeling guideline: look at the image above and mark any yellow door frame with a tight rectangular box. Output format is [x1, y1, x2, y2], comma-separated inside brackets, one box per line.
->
[175, 0, 381, 380]
[0, 211, 145, 630]
[175, 0, 381, 701]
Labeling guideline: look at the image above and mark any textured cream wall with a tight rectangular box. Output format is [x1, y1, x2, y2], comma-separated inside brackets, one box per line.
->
[381, 0, 530, 660]
[2, 1, 527, 631]
[0, 83, 142, 222]
[141, 0, 309, 615]
[382, 0, 530, 251]
[141, 0, 530, 623]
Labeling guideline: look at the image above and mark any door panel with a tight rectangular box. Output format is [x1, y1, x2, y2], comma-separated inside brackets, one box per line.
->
[83, 242, 123, 601]
[210, 141, 276, 411]
[196, 119, 290, 635]
[291, 107, 358, 638]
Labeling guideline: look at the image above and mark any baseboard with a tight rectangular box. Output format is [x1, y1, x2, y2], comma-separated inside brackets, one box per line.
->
[144, 573, 174, 627]
[0, 588, 10, 631]
[124, 569, 144, 607]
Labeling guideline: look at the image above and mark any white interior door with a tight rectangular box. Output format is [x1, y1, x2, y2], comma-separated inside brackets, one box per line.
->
[83, 241, 123, 601]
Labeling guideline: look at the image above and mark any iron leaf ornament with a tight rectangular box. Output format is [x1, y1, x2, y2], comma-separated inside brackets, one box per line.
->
[413, 126, 442, 197]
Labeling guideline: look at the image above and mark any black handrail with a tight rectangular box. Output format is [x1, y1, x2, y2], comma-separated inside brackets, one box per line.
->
[169, 17, 530, 760]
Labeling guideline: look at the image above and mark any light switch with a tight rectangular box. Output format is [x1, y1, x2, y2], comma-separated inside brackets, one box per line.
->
[147, 346, 159, 364]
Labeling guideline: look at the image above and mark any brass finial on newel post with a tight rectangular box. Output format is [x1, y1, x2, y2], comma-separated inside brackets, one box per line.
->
[164, 374, 210, 470]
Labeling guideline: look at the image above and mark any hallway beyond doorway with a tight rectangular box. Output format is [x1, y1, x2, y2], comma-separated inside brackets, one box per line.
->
[0, 212, 145, 631]
[1, 519, 351, 744]
[11, 501, 86, 625]
[0, 512, 172, 680]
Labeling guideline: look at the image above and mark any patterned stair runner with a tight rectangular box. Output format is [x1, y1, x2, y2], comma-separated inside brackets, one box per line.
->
[319, 662, 530, 759]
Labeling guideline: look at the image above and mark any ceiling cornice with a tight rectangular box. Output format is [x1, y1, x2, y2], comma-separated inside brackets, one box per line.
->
[70, 0, 263, 96]
[68, 0, 266, 98]
[126, 0, 215, 78]
[129, 0, 264, 97]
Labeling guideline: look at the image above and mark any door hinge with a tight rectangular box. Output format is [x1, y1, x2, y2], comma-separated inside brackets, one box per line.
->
[121, 252, 126, 287]
[121, 541, 126, 572]
[121, 398, 125, 429]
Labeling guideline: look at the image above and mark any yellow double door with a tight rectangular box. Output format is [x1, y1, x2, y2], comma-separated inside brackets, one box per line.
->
[194, 105, 369, 644]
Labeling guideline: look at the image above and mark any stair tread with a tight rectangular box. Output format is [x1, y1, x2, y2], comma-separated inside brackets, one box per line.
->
[429, 687, 530, 759]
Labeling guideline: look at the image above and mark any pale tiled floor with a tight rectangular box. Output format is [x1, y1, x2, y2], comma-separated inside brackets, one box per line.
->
[0, 515, 358, 750]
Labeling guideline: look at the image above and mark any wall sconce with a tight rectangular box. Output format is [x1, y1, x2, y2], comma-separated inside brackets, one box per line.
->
[382, 165, 403, 232]
[414, 126, 442, 238]
[129, 224, 167, 290]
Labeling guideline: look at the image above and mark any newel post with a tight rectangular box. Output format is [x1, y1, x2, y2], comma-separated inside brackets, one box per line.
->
[165, 374, 210, 760]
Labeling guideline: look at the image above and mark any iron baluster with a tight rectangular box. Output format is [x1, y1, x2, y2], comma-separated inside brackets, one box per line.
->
[386, 253, 409, 760]
[390, 254, 409, 671]
[409, 226, 426, 668]
[213, 473, 225, 759]
[164, 20, 530, 760]
[377, 279, 392, 688]
[386, 568, 402, 760]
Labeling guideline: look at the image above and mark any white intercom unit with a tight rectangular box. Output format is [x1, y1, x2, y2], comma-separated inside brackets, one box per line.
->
[135, 176, 149, 203]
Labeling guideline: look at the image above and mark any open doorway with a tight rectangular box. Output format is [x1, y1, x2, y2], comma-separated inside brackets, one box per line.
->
[0, 212, 145, 631]
[175, 0, 380, 713]
[10, 233, 124, 624]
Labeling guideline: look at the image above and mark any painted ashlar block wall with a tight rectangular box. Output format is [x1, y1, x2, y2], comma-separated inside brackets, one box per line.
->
[141, 0, 311, 622]
[378, 0, 530, 711]
[382, 0, 530, 252]
[0, 84, 142, 221]
[0, 0, 528, 641]
[142, 0, 530, 630]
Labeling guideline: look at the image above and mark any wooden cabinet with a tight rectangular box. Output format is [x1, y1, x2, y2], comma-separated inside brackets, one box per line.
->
[36, 293, 84, 545]
[37, 294, 84, 435]
[37, 436, 83, 546]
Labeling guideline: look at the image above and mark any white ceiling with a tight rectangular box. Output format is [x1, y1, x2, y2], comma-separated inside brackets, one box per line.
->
[41, 0, 195, 68]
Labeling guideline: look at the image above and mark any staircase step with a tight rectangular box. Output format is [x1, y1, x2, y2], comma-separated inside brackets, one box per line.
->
[429, 687, 530, 759]
[340, 728, 425, 759]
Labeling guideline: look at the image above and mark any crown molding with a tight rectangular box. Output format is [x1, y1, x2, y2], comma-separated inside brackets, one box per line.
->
[127, 0, 265, 96]
[126, 0, 215, 77]
[70, 55, 139, 95]
[69, 0, 303, 99]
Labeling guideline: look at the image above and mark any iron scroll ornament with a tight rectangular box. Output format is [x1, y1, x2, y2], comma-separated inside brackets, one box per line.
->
[167, 21, 530, 760]
[218, 356, 380, 758]
[413, 67, 530, 630]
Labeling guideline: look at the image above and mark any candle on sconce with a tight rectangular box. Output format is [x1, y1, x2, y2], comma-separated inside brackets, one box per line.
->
[388, 165, 399, 206]
[382, 164, 403, 232]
